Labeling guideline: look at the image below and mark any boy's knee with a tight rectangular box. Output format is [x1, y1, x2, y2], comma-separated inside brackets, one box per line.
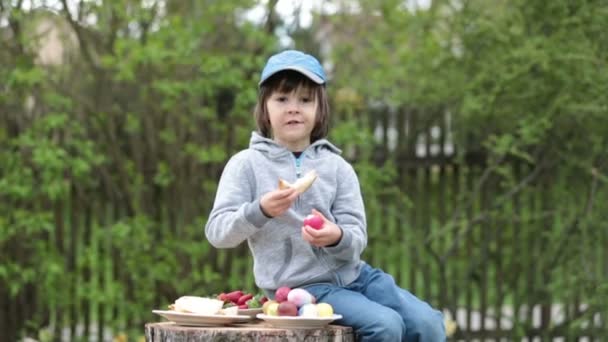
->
[360, 310, 404, 341]
[382, 312, 406, 340]
[409, 309, 446, 341]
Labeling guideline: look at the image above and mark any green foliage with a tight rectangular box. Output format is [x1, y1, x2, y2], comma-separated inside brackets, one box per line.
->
[328, 0, 607, 337]
[1, 0, 606, 340]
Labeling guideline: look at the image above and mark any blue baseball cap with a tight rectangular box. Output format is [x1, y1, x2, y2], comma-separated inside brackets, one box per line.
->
[259, 50, 326, 86]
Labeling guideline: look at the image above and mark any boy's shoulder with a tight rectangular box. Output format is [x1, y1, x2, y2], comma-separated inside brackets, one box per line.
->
[227, 147, 279, 167]
[312, 149, 357, 176]
[227, 148, 259, 163]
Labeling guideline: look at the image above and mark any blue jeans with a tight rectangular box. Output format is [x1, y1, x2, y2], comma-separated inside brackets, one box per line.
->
[303, 263, 445, 342]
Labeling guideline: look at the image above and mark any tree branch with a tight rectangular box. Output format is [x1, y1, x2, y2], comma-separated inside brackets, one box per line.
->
[3, 0, 26, 56]
[106, 3, 121, 51]
[545, 162, 600, 272]
[138, 1, 159, 45]
[59, 0, 99, 71]
[439, 153, 553, 262]
[264, 0, 279, 35]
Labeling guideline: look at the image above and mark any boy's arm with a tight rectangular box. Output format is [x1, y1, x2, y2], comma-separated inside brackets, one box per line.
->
[322, 163, 367, 261]
[204, 154, 271, 248]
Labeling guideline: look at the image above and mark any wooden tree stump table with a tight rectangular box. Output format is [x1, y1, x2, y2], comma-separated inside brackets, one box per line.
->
[145, 321, 354, 342]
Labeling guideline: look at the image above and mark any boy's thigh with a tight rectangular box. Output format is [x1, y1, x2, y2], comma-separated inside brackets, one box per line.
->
[303, 284, 403, 329]
[355, 265, 445, 336]
[357, 265, 438, 315]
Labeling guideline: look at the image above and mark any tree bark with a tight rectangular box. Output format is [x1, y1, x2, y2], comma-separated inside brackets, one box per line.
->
[145, 322, 354, 342]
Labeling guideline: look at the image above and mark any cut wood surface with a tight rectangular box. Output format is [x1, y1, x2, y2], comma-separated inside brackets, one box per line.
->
[145, 321, 354, 342]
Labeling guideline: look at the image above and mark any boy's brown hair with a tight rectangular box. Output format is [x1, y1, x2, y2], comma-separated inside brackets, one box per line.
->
[254, 70, 330, 143]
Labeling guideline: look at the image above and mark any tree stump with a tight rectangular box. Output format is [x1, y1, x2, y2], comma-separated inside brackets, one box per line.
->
[145, 321, 354, 342]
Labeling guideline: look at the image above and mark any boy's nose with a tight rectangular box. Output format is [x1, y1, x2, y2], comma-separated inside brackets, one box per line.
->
[286, 101, 300, 113]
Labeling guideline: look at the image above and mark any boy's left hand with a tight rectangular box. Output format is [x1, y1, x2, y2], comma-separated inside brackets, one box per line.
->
[301, 209, 343, 247]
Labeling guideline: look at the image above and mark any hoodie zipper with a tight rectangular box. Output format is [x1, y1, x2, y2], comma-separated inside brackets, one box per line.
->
[293, 153, 303, 209]
[294, 154, 303, 178]
[292, 151, 340, 285]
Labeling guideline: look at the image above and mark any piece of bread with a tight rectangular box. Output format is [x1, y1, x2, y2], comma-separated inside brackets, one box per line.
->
[278, 170, 318, 194]
[171, 296, 224, 315]
[278, 179, 291, 190]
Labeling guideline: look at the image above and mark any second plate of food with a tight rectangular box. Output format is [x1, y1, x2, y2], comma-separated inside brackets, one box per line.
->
[256, 314, 343, 329]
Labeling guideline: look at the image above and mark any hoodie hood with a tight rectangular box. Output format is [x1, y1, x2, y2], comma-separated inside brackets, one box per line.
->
[249, 131, 342, 159]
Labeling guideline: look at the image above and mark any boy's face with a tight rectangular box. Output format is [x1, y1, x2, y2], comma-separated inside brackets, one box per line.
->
[266, 87, 318, 152]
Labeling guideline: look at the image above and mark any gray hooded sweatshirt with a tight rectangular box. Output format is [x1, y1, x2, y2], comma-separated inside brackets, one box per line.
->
[205, 132, 367, 294]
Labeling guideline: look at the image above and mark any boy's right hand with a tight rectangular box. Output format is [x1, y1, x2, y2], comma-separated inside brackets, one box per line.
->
[260, 187, 298, 217]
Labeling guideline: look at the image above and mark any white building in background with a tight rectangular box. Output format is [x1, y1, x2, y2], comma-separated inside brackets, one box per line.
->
[32, 14, 77, 66]
[18, 12, 77, 117]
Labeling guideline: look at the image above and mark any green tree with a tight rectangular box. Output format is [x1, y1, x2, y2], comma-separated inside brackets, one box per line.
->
[324, 0, 607, 338]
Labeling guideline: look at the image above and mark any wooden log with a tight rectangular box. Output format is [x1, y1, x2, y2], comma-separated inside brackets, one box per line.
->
[145, 321, 354, 342]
